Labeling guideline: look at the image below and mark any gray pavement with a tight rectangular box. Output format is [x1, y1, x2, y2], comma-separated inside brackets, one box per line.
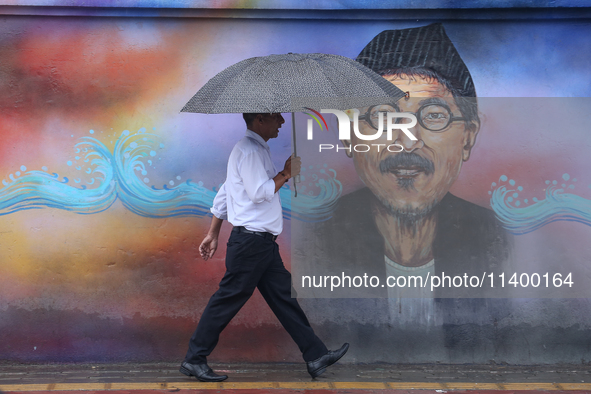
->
[1, 362, 591, 385]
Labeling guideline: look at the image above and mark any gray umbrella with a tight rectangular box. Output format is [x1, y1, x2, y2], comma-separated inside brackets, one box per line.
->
[181, 52, 404, 114]
[181, 52, 405, 195]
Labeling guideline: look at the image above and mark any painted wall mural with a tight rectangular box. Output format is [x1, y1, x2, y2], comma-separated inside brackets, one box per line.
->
[492, 172, 591, 234]
[0, 127, 340, 220]
[3, 1, 587, 9]
[1, 6, 591, 364]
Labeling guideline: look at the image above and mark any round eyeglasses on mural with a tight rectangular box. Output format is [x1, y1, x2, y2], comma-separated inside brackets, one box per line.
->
[359, 103, 466, 132]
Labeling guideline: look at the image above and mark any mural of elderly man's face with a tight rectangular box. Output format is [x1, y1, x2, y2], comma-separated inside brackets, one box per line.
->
[345, 74, 480, 220]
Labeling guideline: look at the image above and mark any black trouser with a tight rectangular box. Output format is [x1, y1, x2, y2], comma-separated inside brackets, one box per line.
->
[184, 229, 328, 364]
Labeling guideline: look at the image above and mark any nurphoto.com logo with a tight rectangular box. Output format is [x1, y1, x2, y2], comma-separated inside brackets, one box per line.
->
[304, 107, 418, 153]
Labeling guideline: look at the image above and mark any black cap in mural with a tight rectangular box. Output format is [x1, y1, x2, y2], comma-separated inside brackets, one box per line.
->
[356, 23, 476, 97]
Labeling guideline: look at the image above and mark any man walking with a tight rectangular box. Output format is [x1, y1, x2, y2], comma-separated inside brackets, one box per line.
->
[180, 112, 348, 382]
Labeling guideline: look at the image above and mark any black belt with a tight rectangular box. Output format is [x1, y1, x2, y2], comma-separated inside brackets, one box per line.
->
[232, 226, 278, 242]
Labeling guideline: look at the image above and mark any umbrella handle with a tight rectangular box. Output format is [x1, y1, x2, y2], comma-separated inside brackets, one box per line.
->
[291, 112, 298, 197]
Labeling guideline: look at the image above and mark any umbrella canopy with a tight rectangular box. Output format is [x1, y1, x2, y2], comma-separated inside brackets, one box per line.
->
[181, 52, 405, 114]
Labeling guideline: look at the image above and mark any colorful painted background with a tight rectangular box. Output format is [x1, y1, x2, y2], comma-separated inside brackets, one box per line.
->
[1, 4, 591, 364]
[3, 1, 589, 9]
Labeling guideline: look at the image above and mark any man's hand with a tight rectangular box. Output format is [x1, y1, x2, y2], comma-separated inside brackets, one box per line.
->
[199, 234, 218, 260]
[282, 155, 302, 178]
[199, 215, 224, 260]
[274, 155, 301, 192]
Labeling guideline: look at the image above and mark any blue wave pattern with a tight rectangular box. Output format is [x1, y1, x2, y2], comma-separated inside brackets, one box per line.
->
[280, 165, 343, 222]
[490, 174, 591, 234]
[113, 129, 217, 217]
[0, 128, 341, 221]
[0, 138, 117, 215]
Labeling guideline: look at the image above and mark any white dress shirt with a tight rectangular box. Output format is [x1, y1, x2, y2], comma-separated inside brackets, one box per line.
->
[210, 129, 283, 235]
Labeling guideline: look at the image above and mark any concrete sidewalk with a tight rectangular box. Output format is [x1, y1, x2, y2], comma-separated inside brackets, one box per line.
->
[1, 362, 591, 392]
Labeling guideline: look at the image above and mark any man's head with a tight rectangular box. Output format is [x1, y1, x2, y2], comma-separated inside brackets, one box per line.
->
[243, 113, 285, 141]
[346, 24, 480, 221]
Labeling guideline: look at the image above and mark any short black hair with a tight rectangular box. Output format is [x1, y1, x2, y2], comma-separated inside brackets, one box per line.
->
[243, 113, 268, 127]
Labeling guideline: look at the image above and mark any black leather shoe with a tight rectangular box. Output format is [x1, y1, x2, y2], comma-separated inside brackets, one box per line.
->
[180, 361, 228, 382]
[306, 343, 349, 378]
